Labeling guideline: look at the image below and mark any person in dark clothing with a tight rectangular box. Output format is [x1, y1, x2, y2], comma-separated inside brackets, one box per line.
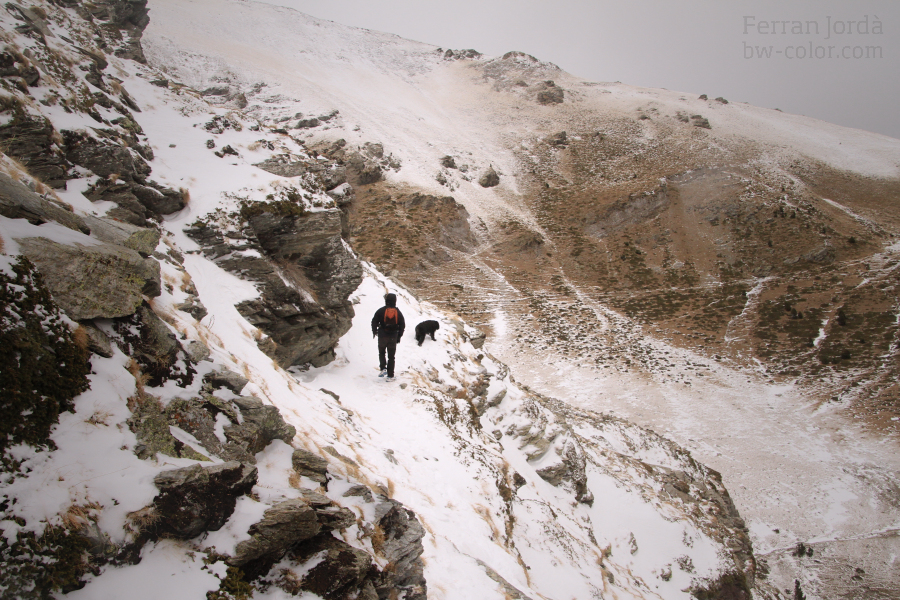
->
[371, 293, 405, 381]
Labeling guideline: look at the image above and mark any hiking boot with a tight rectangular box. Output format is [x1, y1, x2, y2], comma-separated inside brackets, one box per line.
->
[378, 369, 387, 377]
[385, 376, 395, 382]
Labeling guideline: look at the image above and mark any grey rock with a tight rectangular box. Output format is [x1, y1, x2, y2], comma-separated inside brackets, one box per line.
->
[81, 322, 113, 358]
[253, 155, 308, 178]
[343, 485, 374, 503]
[17, 238, 160, 320]
[0, 113, 69, 188]
[479, 167, 500, 188]
[113, 303, 194, 387]
[292, 448, 329, 484]
[0, 172, 88, 233]
[203, 369, 249, 394]
[175, 298, 208, 321]
[150, 461, 257, 539]
[62, 129, 151, 181]
[228, 498, 322, 567]
[185, 340, 211, 363]
[291, 535, 374, 599]
[225, 396, 296, 454]
[803, 245, 835, 264]
[373, 500, 427, 600]
[131, 184, 185, 215]
[81, 215, 160, 256]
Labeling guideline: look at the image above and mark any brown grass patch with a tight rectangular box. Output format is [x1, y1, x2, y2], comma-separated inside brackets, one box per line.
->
[72, 325, 89, 351]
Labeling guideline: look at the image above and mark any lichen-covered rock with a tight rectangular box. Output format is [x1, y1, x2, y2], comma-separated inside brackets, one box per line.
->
[0, 256, 91, 453]
[17, 237, 160, 320]
[0, 173, 88, 233]
[148, 461, 257, 539]
[127, 394, 208, 461]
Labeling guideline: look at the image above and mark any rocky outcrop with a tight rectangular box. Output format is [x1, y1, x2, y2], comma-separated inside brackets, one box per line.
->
[224, 395, 297, 454]
[292, 447, 330, 484]
[0, 114, 71, 187]
[228, 491, 355, 577]
[0, 172, 88, 233]
[286, 535, 376, 599]
[16, 238, 160, 321]
[372, 500, 427, 600]
[112, 302, 194, 386]
[187, 208, 362, 368]
[147, 461, 257, 539]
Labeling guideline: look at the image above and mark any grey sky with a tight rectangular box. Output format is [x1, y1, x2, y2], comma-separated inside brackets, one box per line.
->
[255, 0, 899, 140]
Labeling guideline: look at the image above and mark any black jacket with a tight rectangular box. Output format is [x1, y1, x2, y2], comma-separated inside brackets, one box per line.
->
[372, 305, 405, 338]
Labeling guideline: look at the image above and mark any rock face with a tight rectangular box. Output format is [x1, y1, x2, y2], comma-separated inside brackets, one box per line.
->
[16, 238, 160, 321]
[187, 207, 362, 368]
[0, 114, 71, 187]
[373, 500, 427, 600]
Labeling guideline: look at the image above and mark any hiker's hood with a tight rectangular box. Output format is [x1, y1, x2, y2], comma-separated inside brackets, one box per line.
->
[384, 293, 397, 307]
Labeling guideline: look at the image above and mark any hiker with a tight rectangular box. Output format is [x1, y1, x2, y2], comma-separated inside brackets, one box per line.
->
[371, 293, 405, 381]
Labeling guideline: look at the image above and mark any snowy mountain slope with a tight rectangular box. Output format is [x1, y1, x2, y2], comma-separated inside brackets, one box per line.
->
[0, 1, 764, 599]
[139, 1, 900, 598]
[2, 0, 899, 598]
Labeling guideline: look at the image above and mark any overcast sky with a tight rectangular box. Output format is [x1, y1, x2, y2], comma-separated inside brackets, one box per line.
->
[256, 0, 899, 140]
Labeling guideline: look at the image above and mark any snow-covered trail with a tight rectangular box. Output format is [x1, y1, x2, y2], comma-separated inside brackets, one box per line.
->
[485, 300, 900, 596]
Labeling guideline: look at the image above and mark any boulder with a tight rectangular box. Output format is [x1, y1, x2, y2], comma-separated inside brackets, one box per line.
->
[16, 238, 160, 321]
[292, 448, 329, 484]
[150, 461, 257, 539]
[479, 167, 500, 188]
[228, 498, 322, 570]
[203, 369, 249, 394]
[224, 396, 296, 455]
[0, 172, 88, 233]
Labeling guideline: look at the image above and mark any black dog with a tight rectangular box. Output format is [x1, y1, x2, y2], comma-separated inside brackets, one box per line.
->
[415, 320, 440, 346]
